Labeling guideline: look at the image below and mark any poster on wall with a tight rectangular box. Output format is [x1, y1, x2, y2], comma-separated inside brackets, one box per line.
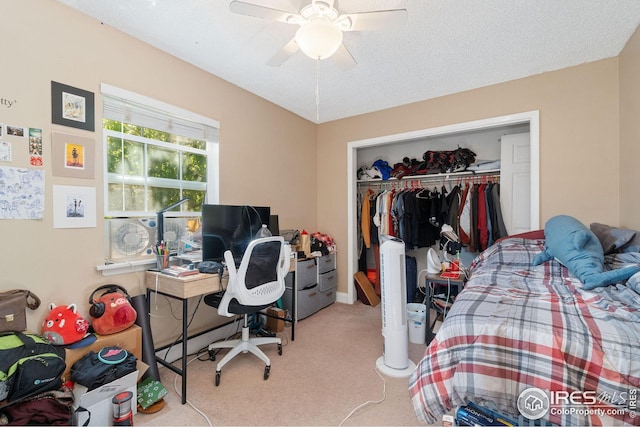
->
[53, 185, 96, 228]
[0, 166, 44, 219]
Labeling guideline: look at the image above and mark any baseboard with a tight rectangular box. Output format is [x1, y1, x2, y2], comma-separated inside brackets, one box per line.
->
[336, 291, 352, 304]
[154, 318, 242, 364]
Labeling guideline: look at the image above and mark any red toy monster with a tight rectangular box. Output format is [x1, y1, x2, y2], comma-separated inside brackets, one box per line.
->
[41, 303, 90, 345]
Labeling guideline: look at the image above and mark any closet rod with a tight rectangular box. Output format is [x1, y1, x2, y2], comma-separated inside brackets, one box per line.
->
[357, 169, 500, 187]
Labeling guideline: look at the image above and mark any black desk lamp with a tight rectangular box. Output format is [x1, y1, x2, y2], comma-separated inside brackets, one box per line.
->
[156, 197, 190, 245]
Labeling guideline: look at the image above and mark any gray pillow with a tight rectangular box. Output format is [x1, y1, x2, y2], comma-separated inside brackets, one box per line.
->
[590, 223, 637, 255]
[620, 233, 640, 253]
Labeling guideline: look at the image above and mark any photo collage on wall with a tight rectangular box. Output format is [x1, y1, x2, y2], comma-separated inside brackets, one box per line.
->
[0, 123, 43, 166]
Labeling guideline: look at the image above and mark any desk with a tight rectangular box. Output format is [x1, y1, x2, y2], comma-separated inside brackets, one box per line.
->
[145, 271, 221, 404]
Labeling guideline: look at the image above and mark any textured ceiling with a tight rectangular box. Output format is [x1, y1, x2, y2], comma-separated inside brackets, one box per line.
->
[55, 0, 640, 124]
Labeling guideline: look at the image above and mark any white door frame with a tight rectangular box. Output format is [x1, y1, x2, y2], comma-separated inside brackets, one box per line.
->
[345, 111, 540, 304]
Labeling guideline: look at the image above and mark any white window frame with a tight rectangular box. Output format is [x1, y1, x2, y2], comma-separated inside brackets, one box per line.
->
[101, 83, 219, 217]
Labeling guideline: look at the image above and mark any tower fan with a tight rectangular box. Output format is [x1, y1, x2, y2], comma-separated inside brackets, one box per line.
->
[376, 235, 416, 377]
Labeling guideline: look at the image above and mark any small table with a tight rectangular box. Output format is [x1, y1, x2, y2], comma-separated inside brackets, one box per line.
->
[417, 270, 467, 343]
[145, 271, 221, 404]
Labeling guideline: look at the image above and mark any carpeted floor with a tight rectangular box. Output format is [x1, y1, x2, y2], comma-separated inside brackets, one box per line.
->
[135, 301, 433, 426]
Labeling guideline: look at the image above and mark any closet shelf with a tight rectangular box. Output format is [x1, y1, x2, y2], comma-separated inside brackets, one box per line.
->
[356, 169, 500, 185]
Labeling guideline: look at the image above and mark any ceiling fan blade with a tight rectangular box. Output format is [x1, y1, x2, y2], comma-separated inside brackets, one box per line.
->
[229, 0, 298, 24]
[342, 9, 408, 32]
[267, 38, 300, 67]
[332, 43, 357, 70]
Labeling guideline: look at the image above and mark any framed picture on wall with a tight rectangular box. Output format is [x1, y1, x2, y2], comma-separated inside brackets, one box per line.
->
[51, 132, 95, 179]
[53, 184, 97, 228]
[51, 81, 95, 131]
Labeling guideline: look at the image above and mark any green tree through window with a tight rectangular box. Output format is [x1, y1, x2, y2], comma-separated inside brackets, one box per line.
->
[104, 119, 209, 215]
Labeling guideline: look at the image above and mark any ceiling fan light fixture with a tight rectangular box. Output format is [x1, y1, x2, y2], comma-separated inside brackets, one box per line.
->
[295, 20, 343, 60]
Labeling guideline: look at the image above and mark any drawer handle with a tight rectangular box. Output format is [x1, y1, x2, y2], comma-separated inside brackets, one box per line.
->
[309, 292, 317, 297]
[306, 265, 315, 270]
[326, 275, 335, 281]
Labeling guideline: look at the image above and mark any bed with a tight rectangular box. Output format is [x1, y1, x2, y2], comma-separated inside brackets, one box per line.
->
[409, 231, 640, 426]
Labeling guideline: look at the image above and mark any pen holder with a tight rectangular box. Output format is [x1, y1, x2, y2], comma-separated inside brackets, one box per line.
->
[156, 254, 169, 270]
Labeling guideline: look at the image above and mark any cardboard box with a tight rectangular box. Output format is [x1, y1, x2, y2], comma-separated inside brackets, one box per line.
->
[266, 307, 284, 332]
[73, 370, 139, 426]
[63, 324, 142, 381]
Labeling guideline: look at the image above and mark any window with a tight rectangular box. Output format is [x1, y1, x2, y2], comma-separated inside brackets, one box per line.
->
[101, 84, 219, 217]
[100, 84, 219, 264]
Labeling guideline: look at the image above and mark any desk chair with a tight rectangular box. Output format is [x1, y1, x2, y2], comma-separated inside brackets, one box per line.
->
[204, 236, 291, 386]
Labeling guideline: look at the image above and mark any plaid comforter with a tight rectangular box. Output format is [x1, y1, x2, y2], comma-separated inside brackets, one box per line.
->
[409, 237, 640, 426]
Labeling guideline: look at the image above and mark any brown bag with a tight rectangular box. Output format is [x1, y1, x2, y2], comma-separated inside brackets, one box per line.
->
[0, 290, 41, 333]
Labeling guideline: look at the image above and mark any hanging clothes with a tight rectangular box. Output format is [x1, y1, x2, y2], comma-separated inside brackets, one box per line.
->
[361, 189, 374, 249]
[491, 183, 508, 240]
[458, 182, 471, 246]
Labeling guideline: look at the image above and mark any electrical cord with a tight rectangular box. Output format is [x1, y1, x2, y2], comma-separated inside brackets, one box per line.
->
[339, 366, 387, 426]
[172, 353, 213, 427]
[162, 295, 204, 362]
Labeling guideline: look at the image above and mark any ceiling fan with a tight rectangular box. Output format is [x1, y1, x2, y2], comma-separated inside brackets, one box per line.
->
[229, 0, 408, 69]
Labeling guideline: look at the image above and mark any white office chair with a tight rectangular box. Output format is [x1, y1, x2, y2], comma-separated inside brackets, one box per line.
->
[204, 236, 291, 386]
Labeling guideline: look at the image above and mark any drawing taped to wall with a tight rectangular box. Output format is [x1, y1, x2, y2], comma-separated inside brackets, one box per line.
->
[0, 166, 44, 219]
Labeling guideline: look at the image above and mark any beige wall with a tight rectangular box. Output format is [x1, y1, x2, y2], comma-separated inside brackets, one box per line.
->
[620, 23, 640, 229]
[2, 0, 637, 339]
[0, 1, 316, 343]
[318, 58, 621, 296]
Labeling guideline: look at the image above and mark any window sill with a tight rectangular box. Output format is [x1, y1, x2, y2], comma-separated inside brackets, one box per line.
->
[96, 259, 156, 277]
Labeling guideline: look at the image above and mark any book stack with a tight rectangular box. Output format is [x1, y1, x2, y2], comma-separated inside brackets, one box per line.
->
[456, 402, 518, 426]
[160, 265, 199, 277]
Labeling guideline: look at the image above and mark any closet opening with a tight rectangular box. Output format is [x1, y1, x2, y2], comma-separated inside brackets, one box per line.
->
[345, 111, 540, 304]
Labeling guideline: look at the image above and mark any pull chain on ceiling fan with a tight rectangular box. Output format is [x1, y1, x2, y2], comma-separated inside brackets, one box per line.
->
[229, 0, 408, 120]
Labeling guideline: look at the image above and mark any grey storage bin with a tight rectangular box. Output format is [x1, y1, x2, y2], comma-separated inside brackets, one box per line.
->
[319, 270, 337, 292]
[317, 253, 335, 274]
[296, 258, 317, 289]
[283, 285, 319, 320]
[318, 269, 337, 309]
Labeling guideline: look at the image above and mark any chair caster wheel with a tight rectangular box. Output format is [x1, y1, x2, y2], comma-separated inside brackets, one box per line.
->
[208, 349, 216, 361]
[264, 365, 270, 380]
[277, 343, 283, 355]
[215, 371, 221, 386]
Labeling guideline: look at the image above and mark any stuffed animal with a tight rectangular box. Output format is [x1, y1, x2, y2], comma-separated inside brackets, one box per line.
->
[89, 285, 137, 335]
[41, 303, 90, 345]
[532, 215, 640, 290]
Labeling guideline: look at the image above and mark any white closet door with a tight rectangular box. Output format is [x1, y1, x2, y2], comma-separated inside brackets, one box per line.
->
[500, 132, 531, 235]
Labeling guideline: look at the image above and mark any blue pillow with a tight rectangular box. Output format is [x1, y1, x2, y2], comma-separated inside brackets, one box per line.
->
[533, 215, 640, 290]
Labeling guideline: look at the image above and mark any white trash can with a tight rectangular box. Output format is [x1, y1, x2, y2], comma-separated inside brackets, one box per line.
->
[407, 303, 427, 344]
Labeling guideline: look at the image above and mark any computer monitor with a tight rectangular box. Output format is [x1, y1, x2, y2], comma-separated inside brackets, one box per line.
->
[201, 204, 271, 263]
